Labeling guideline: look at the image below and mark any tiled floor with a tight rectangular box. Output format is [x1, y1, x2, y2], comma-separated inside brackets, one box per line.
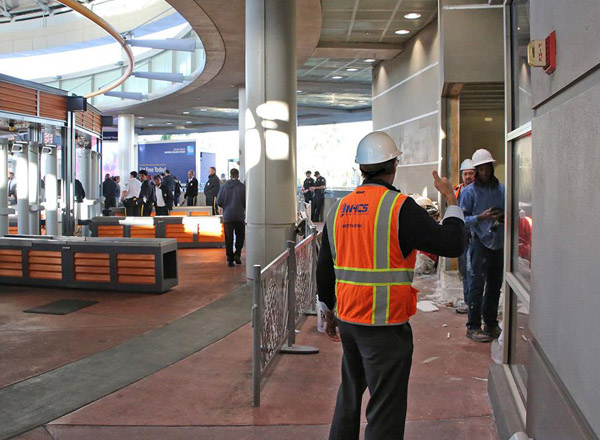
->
[3, 248, 498, 440]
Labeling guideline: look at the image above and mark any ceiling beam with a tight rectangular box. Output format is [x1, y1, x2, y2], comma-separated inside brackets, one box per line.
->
[312, 42, 404, 60]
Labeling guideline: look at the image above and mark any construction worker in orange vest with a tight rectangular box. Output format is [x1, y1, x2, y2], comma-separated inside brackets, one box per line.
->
[317, 131, 465, 440]
[454, 158, 476, 314]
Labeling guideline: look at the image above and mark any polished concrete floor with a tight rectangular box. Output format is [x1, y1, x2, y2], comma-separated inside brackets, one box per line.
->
[1, 248, 498, 440]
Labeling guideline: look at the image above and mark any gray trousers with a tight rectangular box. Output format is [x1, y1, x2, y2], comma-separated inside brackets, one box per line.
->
[329, 321, 413, 440]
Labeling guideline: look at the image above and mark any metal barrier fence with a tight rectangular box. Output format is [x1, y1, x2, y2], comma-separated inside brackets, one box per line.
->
[252, 228, 320, 406]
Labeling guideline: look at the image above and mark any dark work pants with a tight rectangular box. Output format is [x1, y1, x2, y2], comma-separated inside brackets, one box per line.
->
[156, 206, 169, 216]
[312, 195, 324, 222]
[104, 196, 116, 211]
[186, 196, 196, 207]
[140, 201, 153, 217]
[124, 198, 139, 216]
[206, 195, 218, 215]
[457, 236, 471, 303]
[467, 237, 503, 329]
[224, 221, 245, 262]
[329, 321, 413, 440]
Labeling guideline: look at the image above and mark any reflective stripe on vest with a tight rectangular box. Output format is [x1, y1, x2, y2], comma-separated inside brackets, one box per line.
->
[327, 185, 417, 325]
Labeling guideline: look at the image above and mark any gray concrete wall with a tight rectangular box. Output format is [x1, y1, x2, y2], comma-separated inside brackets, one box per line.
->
[441, 2, 504, 83]
[528, 0, 600, 436]
[372, 21, 440, 198]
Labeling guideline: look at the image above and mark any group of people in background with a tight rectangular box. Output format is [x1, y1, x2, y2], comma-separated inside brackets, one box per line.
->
[102, 169, 186, 217]
[302, 170, 326, 223]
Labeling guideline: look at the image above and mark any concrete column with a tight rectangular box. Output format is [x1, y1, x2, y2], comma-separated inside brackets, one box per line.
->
[14, 143, 29, 235]
[245, 0, 297, 279]
[117, 114, 135, 180]
[238, 86, 246, 180]
[0, 141, 13, 236]
[91, 151, 99, 200]
[28, 142, 41, 234]
[43, 145, 58, 236]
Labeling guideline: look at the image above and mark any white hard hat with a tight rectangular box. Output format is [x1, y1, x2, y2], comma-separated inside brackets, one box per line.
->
[355, 131, 402, 165]
[460, 159, 475, 171]
[472, 149, 496, 167]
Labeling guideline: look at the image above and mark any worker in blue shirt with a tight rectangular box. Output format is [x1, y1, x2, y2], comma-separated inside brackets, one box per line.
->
[459, 149, 505, 343]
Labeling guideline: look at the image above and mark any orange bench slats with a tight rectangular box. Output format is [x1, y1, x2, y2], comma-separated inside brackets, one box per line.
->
[0, 269, 23, 277]
[117, 267, 155, 276]
[116, 254, 155, 261]
[30, 271, 62, 280]
[118, 275, 155, 285]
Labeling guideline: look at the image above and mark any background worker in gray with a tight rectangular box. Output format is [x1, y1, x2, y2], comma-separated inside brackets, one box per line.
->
[318, 131, 465, 440]
[162, 169, 175, 195]
[216, 168, 246, 267]
[203, 166, 221, 215]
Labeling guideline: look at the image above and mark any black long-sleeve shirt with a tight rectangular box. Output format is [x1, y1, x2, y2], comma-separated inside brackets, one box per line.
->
[317, 179, 465, 311]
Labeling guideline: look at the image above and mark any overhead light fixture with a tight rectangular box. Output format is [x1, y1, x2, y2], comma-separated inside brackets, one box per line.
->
[404, 12, 421, 19]
[186, 121, 192, 124]
[183, 111, 190, 114]
[148, 124, 154, 126]
[138, 116, 144, 119]
[166, 122, 173, 125]
[200, 108, 208, 112]
[484, 117, 493, 122]
[296, 90, 302, 93]
[332, 75, 343, 79]
[395, 29, 410, 35]
[346, 68, 358, 72]
[364, 58, 376, 63]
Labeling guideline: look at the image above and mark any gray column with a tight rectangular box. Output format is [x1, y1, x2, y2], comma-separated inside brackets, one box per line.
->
[91, 151, 99, 200]
[117, 114, 135, 180]
[245, 0, 297, 279]
[43, 145, 58, 236]
[14, 143, 29, 235]
[28, 142, 41, 234]
[238, 86, 246, 180]
[0, 141, 13, 236]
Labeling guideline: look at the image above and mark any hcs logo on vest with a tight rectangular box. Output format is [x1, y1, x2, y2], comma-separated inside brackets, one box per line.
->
[340, 203, 370, 217]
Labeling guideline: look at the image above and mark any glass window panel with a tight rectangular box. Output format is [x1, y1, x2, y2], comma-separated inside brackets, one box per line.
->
[175, 51, 191, 76]
[511, 134, 532, 287]
[509, 291, 532, 402]
[61, 77, 92, 96]
[124, 62, 149, 95]
[511, 0, 533, 128]
[150, 52, 172, 93]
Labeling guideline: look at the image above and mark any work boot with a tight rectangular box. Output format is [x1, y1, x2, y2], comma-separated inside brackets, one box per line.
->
[227, 261, 234, 267]
[484, 325, 502, 339]
[234, 256, 242, 265]
[466, 328, 493, 343]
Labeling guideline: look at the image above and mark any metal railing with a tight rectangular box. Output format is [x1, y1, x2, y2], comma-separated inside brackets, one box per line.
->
[252, 228, 320, 407]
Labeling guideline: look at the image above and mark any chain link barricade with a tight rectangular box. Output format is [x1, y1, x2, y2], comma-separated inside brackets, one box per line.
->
[252, 228, 320, 407]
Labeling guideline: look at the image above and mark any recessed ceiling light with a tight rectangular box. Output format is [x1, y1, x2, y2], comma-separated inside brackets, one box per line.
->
[395, 29, 410, 35]
[346, 68, 358, 72]
[364, 58, 376, 63]
[166, 122, 172, 125]
[148, 124, 154, 126]
[296, 90, 302, 93]
[200, 108, 207, 112]
[137, 116, 144, 119]
[186, 121, 192, 124]
[484, 117, 493, 122]
[404, 12, 421, 19]
[183, 111, 190, 114]
[332, 75, 343, 79]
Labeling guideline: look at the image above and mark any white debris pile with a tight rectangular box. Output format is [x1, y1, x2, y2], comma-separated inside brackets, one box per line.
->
[417, 269, 464, 308]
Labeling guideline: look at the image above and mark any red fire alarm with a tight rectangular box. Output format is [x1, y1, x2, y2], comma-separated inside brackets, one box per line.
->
[544, 31, 556, 75]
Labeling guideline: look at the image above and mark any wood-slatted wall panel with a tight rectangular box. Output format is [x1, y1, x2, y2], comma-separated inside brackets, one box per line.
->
[39, 92, 67, 121]
[74, 252, 110, 283]
[0, 249, 23, 277]
[75, 109, 102, 134]
[130, 226, 156, 238]
[97, 225, 124, 237]
[0, 82, 37, 116]
[117, 254, 155, 285]
[28, 250, 62, 280]
[165, 224, 195, 243]
[198, 224, 225, 243]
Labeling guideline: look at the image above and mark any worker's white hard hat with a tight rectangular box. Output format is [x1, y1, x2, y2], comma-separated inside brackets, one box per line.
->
[355, 131, 402, 165]
[460, 159, 475, 171]
[472, 149, 496, 167]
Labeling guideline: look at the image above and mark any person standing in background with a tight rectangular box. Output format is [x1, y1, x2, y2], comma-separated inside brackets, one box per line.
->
[302, 170, 315, 204]
[153, 175, 173, 216]
[184, 170, 198, 207]
[121, 171, 141, 216]
[217, 168, 246, 267]
[203, 166, 221, 215]
[8, 171, 17, 205]
[162, 169, 175, 195]
[454, 159, 476, 314]
[74, 179, 85, 203]
[113, 176, 121, 207]
[102, 173, 118, 212]
[138, 170, 155, 217]
[173, 176, 182, 206]
[311, 171, 326, 222]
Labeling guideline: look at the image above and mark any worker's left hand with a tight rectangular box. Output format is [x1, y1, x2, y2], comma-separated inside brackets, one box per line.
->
[325, 311, 341, 342]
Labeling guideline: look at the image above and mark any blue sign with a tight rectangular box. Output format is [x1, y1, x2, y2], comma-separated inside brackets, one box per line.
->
[138, 141, 196, 183]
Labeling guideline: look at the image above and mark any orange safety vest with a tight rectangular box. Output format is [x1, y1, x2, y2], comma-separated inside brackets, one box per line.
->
[454, 183, 464, 200]
[326, 184, 418, 325]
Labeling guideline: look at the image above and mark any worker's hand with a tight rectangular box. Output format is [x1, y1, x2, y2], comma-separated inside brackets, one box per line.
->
[325, 311, 341, 342]
[432, 171, 458, 206]
[478, 208, 500, 221]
